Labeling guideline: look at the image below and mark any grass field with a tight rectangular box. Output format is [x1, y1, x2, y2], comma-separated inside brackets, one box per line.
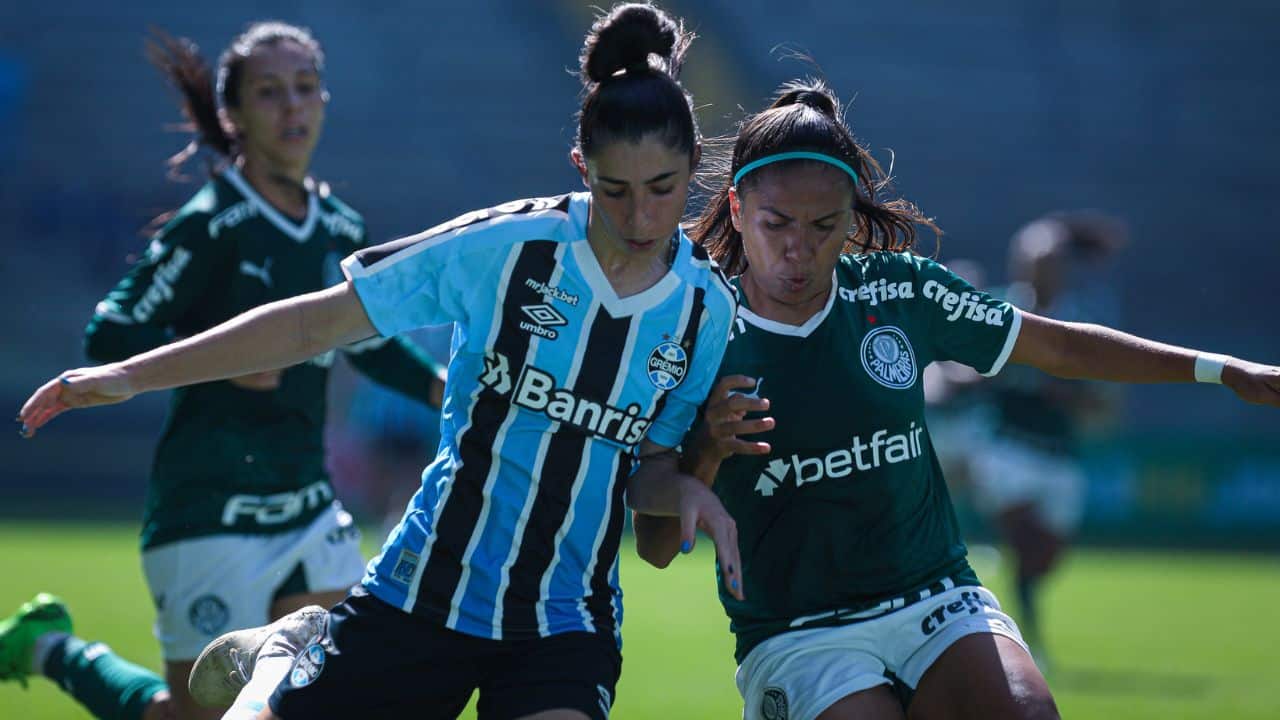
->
[2, 521, 1278, 719]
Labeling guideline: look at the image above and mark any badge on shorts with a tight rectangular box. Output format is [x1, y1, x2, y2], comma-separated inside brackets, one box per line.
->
[762, 686, 789, 720]
[188, 595, 230, 636]
[289, 643, 326, 687]
[860, 326, 917, 389]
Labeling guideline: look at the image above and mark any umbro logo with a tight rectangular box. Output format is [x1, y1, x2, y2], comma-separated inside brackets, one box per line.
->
[519, 303, 567, 339]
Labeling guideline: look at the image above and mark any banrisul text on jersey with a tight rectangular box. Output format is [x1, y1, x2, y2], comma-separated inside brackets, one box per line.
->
[342, 193, 736, 643]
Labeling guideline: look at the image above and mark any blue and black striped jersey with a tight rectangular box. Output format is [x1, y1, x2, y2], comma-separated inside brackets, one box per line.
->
[342, 192, 736, 642]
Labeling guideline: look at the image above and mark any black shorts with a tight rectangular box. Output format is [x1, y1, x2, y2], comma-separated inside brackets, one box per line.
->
[269, 589, 622, 719]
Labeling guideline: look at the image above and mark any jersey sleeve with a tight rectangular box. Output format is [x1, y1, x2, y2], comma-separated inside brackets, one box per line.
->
[644, 280, 737, 449]
[916, 257, 1022, 376]
[83, 212, 229, 362]
[341, 199, 568, 337]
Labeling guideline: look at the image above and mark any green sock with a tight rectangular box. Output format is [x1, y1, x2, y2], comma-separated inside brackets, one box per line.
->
[42, 636, 168, 720]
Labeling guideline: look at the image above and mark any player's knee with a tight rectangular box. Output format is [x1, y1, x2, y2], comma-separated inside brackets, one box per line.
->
[999, 674, 1059, 720]
[1016, 691, 1060, 720]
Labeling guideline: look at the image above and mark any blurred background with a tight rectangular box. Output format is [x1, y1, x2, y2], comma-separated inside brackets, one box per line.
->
[1, 1, 1277, 718]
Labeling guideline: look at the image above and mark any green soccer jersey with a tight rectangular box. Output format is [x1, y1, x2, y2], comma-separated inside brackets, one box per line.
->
[85, 167, 442, 549]
[711, 252, 1021, 662]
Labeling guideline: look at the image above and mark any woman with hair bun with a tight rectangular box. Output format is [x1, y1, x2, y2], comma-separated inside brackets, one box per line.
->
[20, 4, 741, 719]
[636, 78, 1280, 720]
[3, 20, 444, 720]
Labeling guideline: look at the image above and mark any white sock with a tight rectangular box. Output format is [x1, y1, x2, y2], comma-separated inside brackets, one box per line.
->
[31, 632, 71, 675]
[220, 632, 311, 720]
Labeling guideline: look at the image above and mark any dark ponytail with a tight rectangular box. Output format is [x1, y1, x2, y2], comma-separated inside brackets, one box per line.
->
[576, 3, 697, 159]
[146, 21, 323, 178]
[692, 79, 939, 275]
[146, 29, 233, 176]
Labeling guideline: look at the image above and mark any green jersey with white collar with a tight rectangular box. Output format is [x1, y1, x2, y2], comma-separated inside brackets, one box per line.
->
[710, 252, 1020, 662]
[85, 167, 442, 549]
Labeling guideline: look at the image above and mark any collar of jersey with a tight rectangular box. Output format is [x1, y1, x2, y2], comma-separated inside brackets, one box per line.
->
[736, 270, 838, 338]
[222, 166, 319, 243]
[570, 199, 685, 317]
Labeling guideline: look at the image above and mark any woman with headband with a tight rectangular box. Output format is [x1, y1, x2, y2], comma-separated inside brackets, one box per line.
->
[635, 79, 1280, 720]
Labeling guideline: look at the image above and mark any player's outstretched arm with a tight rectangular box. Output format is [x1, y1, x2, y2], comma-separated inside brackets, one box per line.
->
[1010, 310, 1280, 406]
[626, 441, 744, 600]
[19, 282, 378, 437]
[633, 375, 772, 569]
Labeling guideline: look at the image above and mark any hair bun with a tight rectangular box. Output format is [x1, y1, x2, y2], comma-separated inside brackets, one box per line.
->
[771, 80, 839, 117]
[581, 3, 678, 85]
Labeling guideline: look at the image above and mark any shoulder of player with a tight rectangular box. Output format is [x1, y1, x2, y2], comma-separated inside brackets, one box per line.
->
[150, 180, 224, 246]
[314, 183, 365, 225]
[844, 249, 957, 285]
[313, 187, 367, 244]
[677, 238, 738, 320]
[347, 192, 579, 272]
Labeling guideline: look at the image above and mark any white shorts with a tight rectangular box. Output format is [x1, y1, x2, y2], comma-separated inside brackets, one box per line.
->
[141, 501, 365, 661]
[736, 585, 1026, 720]
[969, 438, 1085, 535]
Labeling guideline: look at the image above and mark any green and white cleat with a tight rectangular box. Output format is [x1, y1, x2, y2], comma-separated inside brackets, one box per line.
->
[188, 605, 328, 708]
[0, 593, 73, 688]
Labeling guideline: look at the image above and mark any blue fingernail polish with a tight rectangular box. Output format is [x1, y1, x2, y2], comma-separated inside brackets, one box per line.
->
[60, 377, 70, 385]
[680, 541, 691, 553]
[732, 579, 739, 590]
[20, 424, 29, 436]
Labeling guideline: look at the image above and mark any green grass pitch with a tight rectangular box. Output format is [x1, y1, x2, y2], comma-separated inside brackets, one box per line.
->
[2, 521, 1277, 718]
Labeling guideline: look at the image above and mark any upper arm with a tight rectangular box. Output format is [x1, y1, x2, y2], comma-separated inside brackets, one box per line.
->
[644, 282, 736, 449]
[1008, 310, 1071, 374]
[306, 281, 381, 349]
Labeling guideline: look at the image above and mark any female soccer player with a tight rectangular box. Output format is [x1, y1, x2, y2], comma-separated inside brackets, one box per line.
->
[2, 21, 444, 720]
[19, 5, 741, 719]
[634, 79, 1280, 720]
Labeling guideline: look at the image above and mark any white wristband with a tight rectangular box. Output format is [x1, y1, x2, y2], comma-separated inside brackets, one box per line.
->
[1194, 353, 1230, 384]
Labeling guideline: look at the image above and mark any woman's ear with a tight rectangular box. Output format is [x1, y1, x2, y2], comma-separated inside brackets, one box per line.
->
[728, 185, 743, 233]
[219, 107, 240, 141]
[569, 148, 589, 187]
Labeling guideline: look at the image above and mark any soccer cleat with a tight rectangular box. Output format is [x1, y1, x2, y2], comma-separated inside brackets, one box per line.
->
[188, 605, 328, 708]
[0, 593, 73, 688]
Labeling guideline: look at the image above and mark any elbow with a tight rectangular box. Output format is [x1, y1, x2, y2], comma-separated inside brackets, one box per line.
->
[636, 543, 676, 570]
[632, 513, 678, 569]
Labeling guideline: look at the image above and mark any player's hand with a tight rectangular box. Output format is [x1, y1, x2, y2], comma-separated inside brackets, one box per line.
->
[694, 375, 774, 462]
[18, 364, 138, 438]
[1222, 360, 1280, 407]
[228, 369, 283, 391]
[677, 476, 744, 601]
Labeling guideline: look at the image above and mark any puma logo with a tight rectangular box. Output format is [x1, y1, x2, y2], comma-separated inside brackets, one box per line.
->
[239, 258, 273, 287]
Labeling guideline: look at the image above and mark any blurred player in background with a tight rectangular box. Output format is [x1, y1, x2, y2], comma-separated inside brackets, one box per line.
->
[1, 21, 443, 720]
[634, 78, 1280, 720]
[965, 213, 1127, 664]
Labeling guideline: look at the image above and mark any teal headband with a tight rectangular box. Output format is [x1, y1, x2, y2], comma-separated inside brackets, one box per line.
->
[732, 151, 860, 188]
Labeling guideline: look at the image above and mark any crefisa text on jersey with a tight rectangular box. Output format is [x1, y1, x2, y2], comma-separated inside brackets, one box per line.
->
[921, 280, 1005, 326]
